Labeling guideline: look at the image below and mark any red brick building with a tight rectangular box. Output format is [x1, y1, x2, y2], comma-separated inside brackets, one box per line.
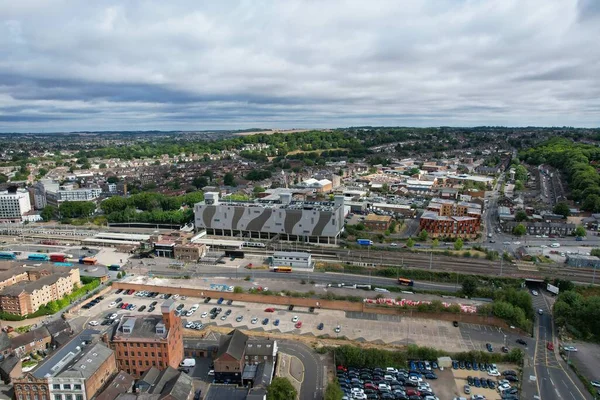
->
[363, 214, 392, 231]
[419, 198, 482, 239]
[105, 300, 184, 377]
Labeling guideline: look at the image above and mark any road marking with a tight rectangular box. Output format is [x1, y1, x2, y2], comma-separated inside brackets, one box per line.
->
[541, 293, 589, 400]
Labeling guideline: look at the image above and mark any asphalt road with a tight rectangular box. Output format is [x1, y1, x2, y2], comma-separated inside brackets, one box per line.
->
[278, 340, 325, 400]
[532, 292, 591, 400]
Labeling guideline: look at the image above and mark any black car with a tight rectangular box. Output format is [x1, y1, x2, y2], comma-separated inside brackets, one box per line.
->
[148, 306, 155, 312]
[227, 299, 233, 305]
[288, 305, 294, 311]
[210, 313, 217, 319]
[210, 307, 217, 314]
[505, 375, 519, 382]
[194, 389, 202, 400]
[225, 309, 232, 316]
[503, 370, 517, 376]
[176, 304, 185, 310]
[516, 338, 527, 346]
[262, 318, 269, 325]
[138, 305, 146, 312]
[486, 343, 493, 352]
[115, 289, 123, 294]
[150, 301, 158, 306]
[453, 320, 459, 327]
[309, 307, 315, 312]
[115, 297, 123, 303]
[317, 323, 324, 330]
[501, 346, 509, 353]
[467, 376, 474, 385]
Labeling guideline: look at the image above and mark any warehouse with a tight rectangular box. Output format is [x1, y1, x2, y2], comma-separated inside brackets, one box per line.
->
[271, 251, 313, 270]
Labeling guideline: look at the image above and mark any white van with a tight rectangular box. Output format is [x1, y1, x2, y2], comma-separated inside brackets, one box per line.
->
[180, 358, 196, 367]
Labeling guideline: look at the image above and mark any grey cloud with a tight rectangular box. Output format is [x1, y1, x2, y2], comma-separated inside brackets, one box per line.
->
[0, 0, 599, 131]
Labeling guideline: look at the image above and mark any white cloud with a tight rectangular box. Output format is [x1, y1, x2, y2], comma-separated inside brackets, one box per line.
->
[0, 0, 599, 131]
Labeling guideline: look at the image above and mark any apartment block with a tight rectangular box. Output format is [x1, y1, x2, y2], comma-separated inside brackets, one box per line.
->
[0, 266, 80, 316]
[419, 198, 482, 239]
[194, 192, 345, 244]
[105, 300, 184, 377]
[46, 188, 102, 207]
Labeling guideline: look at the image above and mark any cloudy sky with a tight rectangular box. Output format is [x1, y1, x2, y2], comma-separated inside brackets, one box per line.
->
[1, 0, 599, 132]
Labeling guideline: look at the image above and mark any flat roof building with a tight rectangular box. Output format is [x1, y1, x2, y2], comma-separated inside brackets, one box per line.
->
[195, 192, 345, 244]
[271, 251, 313, 270]
[0, 189, 31, 223]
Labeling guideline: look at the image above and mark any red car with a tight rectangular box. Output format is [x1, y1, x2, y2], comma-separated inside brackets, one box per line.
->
[406, 390, 420, 396]
[547, 342, 554, 351]
[337, 365, 347, 372]
[364, 383, 377, 390]
[121, 303, 128, 309]
[264, 308, 275, 312]
[295, 321, 303, 329]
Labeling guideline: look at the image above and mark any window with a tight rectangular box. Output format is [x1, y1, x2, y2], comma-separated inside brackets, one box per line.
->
[53, 385, 60, 390]
[74, 385, 81, 391]
[151, 352, 154, 357]
[138, 361, 142, 366]
[65, 396, 72, 400]
[76, 396, 83, 400]
[145, 352, 148, 357]
[55, 396, 62, 400]
[124, 351, 128, 356]
[137, 352, 141, 356]
[63, 385, 71, 390]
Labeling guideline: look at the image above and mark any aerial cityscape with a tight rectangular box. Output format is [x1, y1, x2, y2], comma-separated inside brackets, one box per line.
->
[1, 2, 600, 400]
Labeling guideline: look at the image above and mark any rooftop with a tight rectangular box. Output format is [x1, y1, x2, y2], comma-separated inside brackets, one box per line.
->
[113, 315, 169, 341]
[217, 329, 248, 361]
[58, 343, 114, 379]
[94, 371, 135, 400]
[272, 251, 310, 258]
[204, 385, 249, 400]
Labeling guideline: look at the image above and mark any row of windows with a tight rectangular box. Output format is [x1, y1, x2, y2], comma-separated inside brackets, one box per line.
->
[122, 360, 162, 368]
[120, 342, 163, 348]
[51, 384, 82, 391]
[53, 394, 83, 400]
[120, 351, 162, 357]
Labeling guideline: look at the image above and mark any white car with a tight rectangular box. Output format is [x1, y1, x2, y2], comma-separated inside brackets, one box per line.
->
[498, 383, 512, 392]
[172, 294, 180, 300]
[390, 243, 398, 247]
[591, 381, 600, 388]
[540, 245, 547, 248]
[352, 394, 366, 400]
[201, 312, 208, 318]
[563, 346, 578, 352]
[186, 310, 194, 317]
[195, 323, 204, 330]
[251, 317, 258, 324]
[531, 290, 539, 296]
[208, 370, 215, 376]
[292, 316, 299, 323]
[487, 369, 500, 377]
[185, 321, 195, 329]
[109, 313, 118, 320]
[190, 304, 200, 312]
[109, 301, 117, 307]
[334, 325, 341, 333]
[88, 321, 99, 326]
[538, 309, 543, 315]
[513, 241, 521, 245]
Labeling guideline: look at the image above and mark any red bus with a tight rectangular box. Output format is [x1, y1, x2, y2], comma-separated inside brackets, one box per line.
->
[50, 254, 67, 262]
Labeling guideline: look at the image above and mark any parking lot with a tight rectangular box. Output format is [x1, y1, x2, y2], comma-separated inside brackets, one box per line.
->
[76, 288, 525, 354]
[336, 361, 520, 400]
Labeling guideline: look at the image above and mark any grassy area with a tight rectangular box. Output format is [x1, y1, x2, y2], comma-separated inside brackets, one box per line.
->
[15, 325, 32, 334]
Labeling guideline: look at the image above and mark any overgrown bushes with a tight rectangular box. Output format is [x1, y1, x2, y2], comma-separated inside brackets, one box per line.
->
[332, 344, 524, 369]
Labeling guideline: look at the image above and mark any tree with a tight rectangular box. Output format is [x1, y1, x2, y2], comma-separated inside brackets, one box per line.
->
[37, 168, 48, 178]
[324, 380, 344, 400]
[591, 248, 600, 257]
[406, 238, 415, 248]
[454, 238, 464, 251]
[233, 286, 244, 294]
[462, 276, 478, 297]
[266, 377, 297, 400]
[253, 186, 266, 194]
[192, 176, 209, 189]
[116, 272, 122, 279]
[224, 172, 236, 186]
[575, 226, 587, 237]
[418, 230, 428, 241]
[107, 176, 119, 184]
[512, 224, 526, 236]
[515, 210, 528, 222]
[41, 206, 56, 221]
[99, 163, 107, 169]
[431, 239, 439, 249]
[0, 174, 7, 183]
[202, 170, 214, 181]
[553, 202, 571, 218]
[514, 180, 524, 191]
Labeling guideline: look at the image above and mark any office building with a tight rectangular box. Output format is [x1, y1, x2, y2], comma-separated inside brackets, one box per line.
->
[194, 192, 345, 244]
[0, 189, 31, 222]
[105, 300, 184, 377]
